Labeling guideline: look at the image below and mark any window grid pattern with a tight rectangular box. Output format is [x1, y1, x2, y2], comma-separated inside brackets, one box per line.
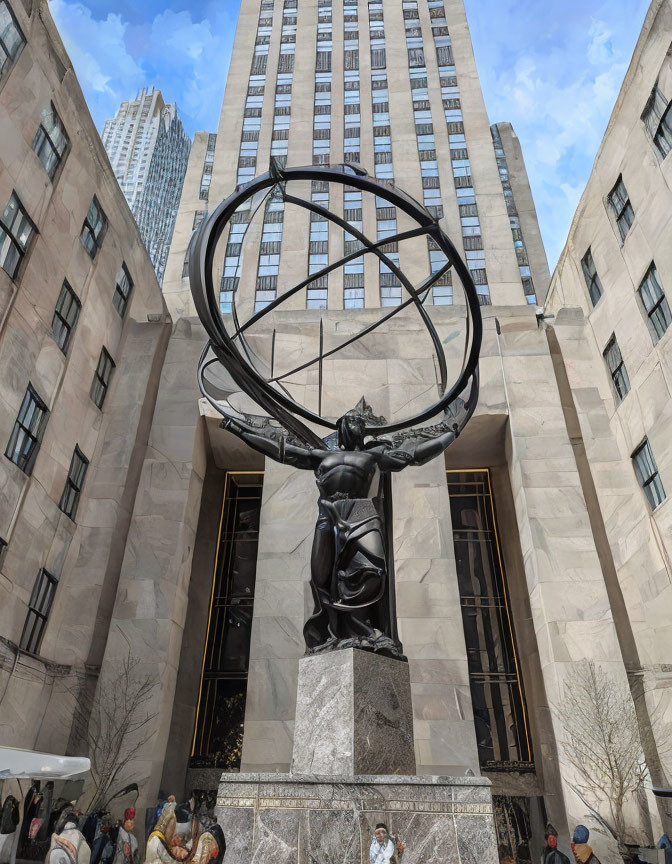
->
[52, 280, 81, 353]
[80, 196, 107, 260]
[200, 133, 217, 199]
[639, 263, 671, 343]
[491, 125, 536, 305]
[5, 383, 49, 475]
[402, 2, 451, 304]
[190, 473, 263, 770]
[222, 1, 276, 312]
[447, 470, 534, 771]
[59, 445, 89, 520]
[426, 0, 490, 304]
[308, 2, 331, 309]
[91, 348, 115, 409]
[33, 103, 69, 180]
[368, 2, 400, 306]
[608, 176, 634, 242]
[112, 263, 133, 318]
[632, 439, 666, 510]
[603, 336, 630, 402]
[343, 187, 365, 308]
[0, 192, 35, 279]
[0, 1, 25, 79]
[20, 569, 58, 655]
[581, 248, 603, 307]
[255, 190, 284, 313]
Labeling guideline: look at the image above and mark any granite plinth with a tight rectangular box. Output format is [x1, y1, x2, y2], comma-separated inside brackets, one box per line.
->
[215, 773, 499, 864]
[291, 649, 416, 776]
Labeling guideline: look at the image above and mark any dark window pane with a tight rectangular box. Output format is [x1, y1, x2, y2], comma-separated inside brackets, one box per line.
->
[447, 470, 534, 771]
[19, 569, 58, 655]
[633, 439, 666, 510]
[190, 473, 263, 768]
[52, 280, 81, 352]
[0, 193, 35, 279]
[80, 196, 107, 259]
[112, 264, 133, 317]
[5, 384, 48, 474]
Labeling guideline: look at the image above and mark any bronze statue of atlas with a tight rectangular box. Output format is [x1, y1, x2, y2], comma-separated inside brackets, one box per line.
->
[189, 162, 482, 661]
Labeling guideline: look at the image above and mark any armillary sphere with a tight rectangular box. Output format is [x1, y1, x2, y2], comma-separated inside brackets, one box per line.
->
[189, 162, 482, 449]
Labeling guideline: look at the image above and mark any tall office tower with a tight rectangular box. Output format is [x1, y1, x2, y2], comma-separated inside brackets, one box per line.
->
[190, 0, 550, 319]
[102, 87, 190, 283]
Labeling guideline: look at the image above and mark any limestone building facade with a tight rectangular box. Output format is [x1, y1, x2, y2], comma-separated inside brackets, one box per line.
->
[1, 0, 672, 862]
[0, 0, 169, 774]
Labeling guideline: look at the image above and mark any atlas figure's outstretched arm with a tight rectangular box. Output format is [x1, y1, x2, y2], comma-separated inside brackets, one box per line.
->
[376, 369, 480, 470]
[222, 416, 323, 470]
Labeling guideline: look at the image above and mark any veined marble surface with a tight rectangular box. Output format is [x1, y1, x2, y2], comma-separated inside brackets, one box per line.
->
[291, 649, 416, 776]
[215, 773, 498, 864]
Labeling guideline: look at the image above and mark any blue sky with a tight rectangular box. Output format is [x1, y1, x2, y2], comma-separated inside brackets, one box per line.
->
[51, 0, 650, 268]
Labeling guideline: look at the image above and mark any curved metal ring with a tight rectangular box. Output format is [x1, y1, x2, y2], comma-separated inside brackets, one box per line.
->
[189, 163, 483, 439]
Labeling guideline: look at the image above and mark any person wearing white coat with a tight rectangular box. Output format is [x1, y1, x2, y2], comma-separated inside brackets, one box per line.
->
[370, 824, 395, 864]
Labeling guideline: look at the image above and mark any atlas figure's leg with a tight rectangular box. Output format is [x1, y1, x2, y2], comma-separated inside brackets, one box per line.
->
[337, 522, 387, 639]
[303, 510, 336, 650]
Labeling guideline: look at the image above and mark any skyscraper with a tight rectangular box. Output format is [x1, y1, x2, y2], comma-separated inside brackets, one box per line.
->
[102, 87, 190, 283]
[164, 0, 549, 318]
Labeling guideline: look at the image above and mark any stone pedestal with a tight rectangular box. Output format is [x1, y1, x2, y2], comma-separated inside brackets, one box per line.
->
[215, 650, 499, 863]
[291, 649, 416, 776]
[215, 774, 498, 864]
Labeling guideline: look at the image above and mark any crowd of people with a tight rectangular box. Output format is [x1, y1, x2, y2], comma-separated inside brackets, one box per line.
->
[0, 789, 225, 864]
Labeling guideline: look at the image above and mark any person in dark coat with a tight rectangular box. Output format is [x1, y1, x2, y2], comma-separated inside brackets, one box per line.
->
[209, 822, 226, 864]
[541, 824, 570, 864]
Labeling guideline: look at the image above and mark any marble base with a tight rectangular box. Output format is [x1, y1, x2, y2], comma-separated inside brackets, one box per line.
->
[291, 649, 416, 776]
[215, 773, 499, 864]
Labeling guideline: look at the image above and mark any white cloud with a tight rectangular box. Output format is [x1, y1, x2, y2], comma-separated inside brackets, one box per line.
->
[464, 0, 650, 267]
[50, 1, 236, 136]
[50, 0, 144, 117]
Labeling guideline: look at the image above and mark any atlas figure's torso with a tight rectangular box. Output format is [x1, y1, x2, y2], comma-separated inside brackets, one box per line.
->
[314, 450, 380, 500]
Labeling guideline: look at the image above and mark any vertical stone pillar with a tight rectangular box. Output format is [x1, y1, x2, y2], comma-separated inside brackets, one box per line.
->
[240, 461, 315, 771]
[93, 319, 208, 815]
[393, 458, 480, 775]
[500, 322, 629, 852]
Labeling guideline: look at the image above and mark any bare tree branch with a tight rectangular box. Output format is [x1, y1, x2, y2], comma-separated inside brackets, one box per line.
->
[67, 653, 158, 812]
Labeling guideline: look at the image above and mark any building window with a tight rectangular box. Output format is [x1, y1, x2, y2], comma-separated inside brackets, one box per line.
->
[447, 470, 534, 771]
[33, 104, 69, 179]
[193, 210, 208, 230]
[112, 263, 133, 318]
[91, 347, 115, 409]
[0, 192, 36, 280]
[603, 336, 630, 402]
[632, 439, 666, 510]
[0, 1, 25, 79]
[608, 176, 634, 242]
[80, 196, 108, 260]
[52, 280, 81, 353]
[5, 383, 49, 475]
[19, 568, 58, 655]
[191, 472, 263, 770]
[639, 264, 671, 342]
[59, 445, 88, 520]
[642, 86, 672, 159]
[581, 248, 602, 307]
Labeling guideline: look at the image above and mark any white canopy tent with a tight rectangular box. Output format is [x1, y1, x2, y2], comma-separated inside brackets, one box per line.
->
[0, 747, 90, 780]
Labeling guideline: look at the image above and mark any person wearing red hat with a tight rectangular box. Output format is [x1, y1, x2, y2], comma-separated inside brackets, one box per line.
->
[542, 824, 570, 864]
[112, 809, 138, 864]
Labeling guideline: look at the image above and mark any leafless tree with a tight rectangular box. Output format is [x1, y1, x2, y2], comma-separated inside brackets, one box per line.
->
[557, 660, 665, 854]
[70, 653, 157, 812]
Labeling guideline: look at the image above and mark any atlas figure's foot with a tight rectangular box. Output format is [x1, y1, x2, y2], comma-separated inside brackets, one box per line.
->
[304, 631, 406, 661]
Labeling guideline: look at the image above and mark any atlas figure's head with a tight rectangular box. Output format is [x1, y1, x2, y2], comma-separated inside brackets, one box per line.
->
[337, 413, 366, 450]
